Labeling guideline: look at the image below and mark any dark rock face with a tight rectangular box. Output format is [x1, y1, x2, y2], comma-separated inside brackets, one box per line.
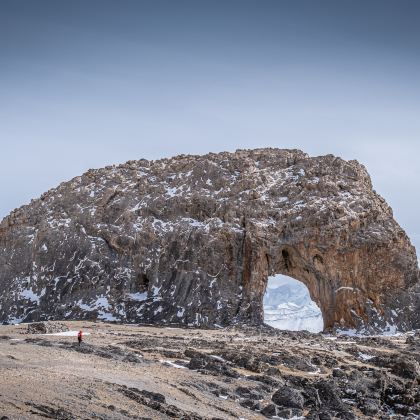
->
[116, 386, 203, 419]
[271, 385, 304, 409]
[186, 349, 240, 378]
[0, 148, 418, 331]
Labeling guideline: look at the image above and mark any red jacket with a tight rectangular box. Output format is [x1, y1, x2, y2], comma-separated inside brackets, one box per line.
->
[78, 331, 83, 340]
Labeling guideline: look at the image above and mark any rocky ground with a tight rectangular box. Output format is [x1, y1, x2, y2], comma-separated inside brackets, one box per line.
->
[0, 321, 419, 419]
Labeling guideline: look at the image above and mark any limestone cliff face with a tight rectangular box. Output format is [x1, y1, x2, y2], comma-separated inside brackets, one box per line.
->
[0, 149, 418, 332]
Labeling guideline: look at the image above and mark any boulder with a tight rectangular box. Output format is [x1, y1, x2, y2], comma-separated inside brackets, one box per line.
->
[27, 322, 69, 334]
[271, 385, 304, 409]
[260, 403, 277, 417]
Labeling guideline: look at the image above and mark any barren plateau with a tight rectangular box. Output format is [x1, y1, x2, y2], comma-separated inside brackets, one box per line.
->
[0, 321, 419, 419]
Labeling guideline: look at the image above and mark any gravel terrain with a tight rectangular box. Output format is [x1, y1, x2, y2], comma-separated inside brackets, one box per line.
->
[0, 321, 419, 419]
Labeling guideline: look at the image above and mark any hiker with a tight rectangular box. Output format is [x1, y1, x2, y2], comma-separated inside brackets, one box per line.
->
[77, 330, 83, 346]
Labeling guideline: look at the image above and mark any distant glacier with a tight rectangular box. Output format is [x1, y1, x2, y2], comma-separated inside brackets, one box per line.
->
[263, 274, 323, 333]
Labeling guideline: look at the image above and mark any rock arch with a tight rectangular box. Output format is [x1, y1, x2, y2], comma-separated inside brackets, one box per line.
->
[266, 247, 329, 330]
[239, 243, 361, 331]
[0, 149, 418, 332]
[235, 227, 419, 332]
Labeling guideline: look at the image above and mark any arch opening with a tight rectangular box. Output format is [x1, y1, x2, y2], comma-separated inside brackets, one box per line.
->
[263, 274, 324, 332]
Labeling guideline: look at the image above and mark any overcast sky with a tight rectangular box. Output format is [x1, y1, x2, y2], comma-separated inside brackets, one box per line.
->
[0, 0, 419, 254]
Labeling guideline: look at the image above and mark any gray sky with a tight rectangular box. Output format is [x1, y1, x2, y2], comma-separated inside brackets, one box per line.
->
[267, 275, 303, 290]
[0, 0, 419, 255]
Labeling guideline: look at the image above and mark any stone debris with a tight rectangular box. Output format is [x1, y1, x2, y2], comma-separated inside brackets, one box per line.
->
[27, 321, 69, 334]
[1, 321, 419, 419]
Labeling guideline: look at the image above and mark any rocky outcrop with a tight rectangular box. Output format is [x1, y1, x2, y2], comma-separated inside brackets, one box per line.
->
[0, 148, 418, 332]
[27, 321, 69, 334]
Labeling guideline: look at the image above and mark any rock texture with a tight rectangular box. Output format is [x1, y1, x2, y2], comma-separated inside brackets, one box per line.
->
[0, 148, 418, 331]
[26, 321, 69, 335]
[1, 322, 420, 419]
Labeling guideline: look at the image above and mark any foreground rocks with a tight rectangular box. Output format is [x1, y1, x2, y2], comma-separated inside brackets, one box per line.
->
[27, 321, 69, 334]
[0, 322, 419, 419]
[0, 149, 419, 332]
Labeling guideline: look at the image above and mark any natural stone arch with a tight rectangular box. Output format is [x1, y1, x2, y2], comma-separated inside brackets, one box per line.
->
[272, 245, 342, 330]
[266, 246, 329, 330]
[0, 149, 418, 332]
[234, 223, 418, 333]
[242, 244, 343, 331]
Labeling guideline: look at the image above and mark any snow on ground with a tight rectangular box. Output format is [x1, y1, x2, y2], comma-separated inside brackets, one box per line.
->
[43, 331, 91, 336]
[127, 292, 147, 301]
[160, 360, 187, 369]
[338, 330, 406, 337]
[19, 288, 44, 304]
[77, 296, 119, 321]
[358, 352, 374, 361]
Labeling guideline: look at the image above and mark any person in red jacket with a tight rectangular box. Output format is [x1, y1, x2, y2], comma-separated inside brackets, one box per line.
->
[77, 330, 83, 346]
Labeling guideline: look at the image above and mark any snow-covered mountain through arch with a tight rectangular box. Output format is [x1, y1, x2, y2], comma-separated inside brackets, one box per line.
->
[263, 274, 323, 332]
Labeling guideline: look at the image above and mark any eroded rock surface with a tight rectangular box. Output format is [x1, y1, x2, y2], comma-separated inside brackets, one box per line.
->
[0, 148, 418, 331]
